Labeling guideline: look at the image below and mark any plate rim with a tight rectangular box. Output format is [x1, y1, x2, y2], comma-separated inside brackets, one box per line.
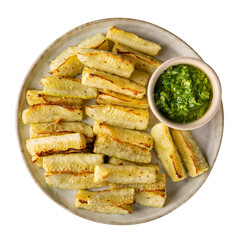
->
[16, 17, 224, 225]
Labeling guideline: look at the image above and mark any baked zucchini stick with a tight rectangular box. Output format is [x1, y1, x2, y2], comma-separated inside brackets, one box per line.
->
[77, 48, 135, 78]
[135, 191, 166, 208]
[31, 148, 92, 168]
[45, 172, 107, 190]
[93, 134, 151, 163]
[22, 104, 83, 124]
[112, 42, 162, 74]
[41, 76, 97, 99]
[93, 122, 153, 150]
[94, 164, 156, 184]
[82, 67, 145, 99]
[76, 188, 135, 206]
[96, 90, 149, 109]
[170, 129, 209, 177]
[86, 105, 149, 130]
[30, 122, 94, 143]
[43, 153, 104, 173]
[151, 123, 187, 182]
[129, 69, 150, 86]
[110, 174, 166, 208]
[32, 155, 44, 168]
[108, 157, 160, 173]
[26, 90, 83, 107]
[110, 173, 166, 192]
[106, 27, 161, 56]
[26, 133, 86, 156]
[50, 33, 108, 78]
[75, 199, 133, 214]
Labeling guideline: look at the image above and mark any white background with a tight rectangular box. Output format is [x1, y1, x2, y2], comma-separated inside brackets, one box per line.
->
[1, 0, 239, 239]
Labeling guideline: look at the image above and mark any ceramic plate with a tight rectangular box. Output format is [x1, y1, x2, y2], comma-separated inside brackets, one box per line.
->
[17, 18, 224, 225]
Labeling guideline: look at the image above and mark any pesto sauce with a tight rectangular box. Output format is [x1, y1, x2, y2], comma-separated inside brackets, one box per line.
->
[154, 64, 212, 123]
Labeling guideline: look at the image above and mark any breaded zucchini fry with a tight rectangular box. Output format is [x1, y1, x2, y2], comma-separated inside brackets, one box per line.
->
[93, 134, 151, 163]
[93, 122, 153, 150]
[151, 123, 187, 182]
[50, 33, 108, 78]
[22, 104, 83, 124]
[86, 105, 149, 130]
[26, 90, 83, 107]
[26, 133, 86, 156]
[108, 157, 160, 173]
[112, 42, 162, 74]
[45, 172, 107, 190]
[41, 76, 97, 99]
[129, 69, 150, 86]
[30, 122, 94, 143]
[43, 153, 104, 173]
[75, 199, 133, 214]
[76, 188, 135, 206]
[94, 164, 156, 184]
[170, 129, 209, 177]
[77, 49, 135, 78]
[97, 90, 148, 109]
[106, 27, 161, 56]
[82, 67, 145, 99]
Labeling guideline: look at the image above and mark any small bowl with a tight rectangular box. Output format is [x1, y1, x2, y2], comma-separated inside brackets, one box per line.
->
[148, 57, 222, 130]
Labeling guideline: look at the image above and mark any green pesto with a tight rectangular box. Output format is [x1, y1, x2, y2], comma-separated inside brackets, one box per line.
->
[154, 64, 212, 123]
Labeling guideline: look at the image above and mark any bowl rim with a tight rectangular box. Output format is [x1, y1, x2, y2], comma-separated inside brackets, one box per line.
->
[147, 56, 222, 130]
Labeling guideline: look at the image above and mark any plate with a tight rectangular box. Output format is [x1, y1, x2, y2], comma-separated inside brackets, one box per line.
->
[17, 18, 224, 225]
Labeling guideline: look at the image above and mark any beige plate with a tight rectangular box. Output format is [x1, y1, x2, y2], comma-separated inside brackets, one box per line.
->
[16, 18, 224, 225]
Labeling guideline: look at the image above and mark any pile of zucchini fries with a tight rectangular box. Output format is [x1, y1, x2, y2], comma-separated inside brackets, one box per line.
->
[22, 27, 167, 214]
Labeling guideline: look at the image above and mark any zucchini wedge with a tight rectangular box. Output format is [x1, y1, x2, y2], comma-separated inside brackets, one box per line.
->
[110, 173, 166, 192]
[41, 76, 97, 99]
[32, 148, 92, 168]
[135, 191, 166, 208]
[129, 69, 150, 86]
[22, 104, 83, 124]
[50, 33, 108, 78]
[82, 67, 145, 99]
[86, 105, 149, 130]
[112, 42, 162, 74]
[26, 133, 86, 156]
[76, 188, 135, 206]
[51, 55, 83, 79]
[106, 27, 161, 56]
[93, 134, 151, 163]
[32, 155, 44, 168]
[45, 172, 107, 190]
[108, 157, 160, 173]
[170, 129, 209, 177]
[26, 89, 83, 107]
[30, 122, 94, 143]
[94, 164, 156, 184]
[93, 122, 153, 150]
[77, 48, 135, 78]
[96, 89, 149, 109]
[43, 153, 104, 173]
[151, 123, 187, 182]
[110, 173, 166, 208]
[75, 199, 133, 214]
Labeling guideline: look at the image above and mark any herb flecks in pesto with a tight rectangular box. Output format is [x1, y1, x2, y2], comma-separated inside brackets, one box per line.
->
[154, 64, 212, 123]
